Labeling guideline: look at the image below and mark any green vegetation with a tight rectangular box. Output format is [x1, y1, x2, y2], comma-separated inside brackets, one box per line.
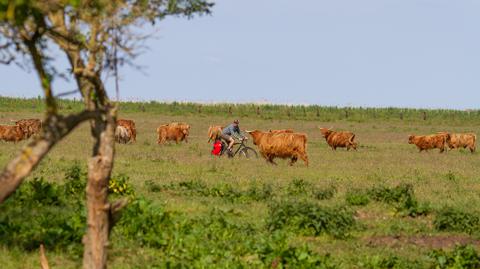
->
[1, 98, 479, 268]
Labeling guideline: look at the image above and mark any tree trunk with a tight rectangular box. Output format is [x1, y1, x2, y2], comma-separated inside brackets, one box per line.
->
[82, 105, 117, 269]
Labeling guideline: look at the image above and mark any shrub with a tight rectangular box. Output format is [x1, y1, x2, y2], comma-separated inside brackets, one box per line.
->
[313, 185, 336, 200]
[63, 163, 87, 196]
[368, 184, 430, 217]
[286, 179, 311, 196]
[346, 190, 370, 206]
[358, 255, 421, 269]
[0, 177, 85, 253]
[108, 174, 135, 197]
[267, 200, 355, 238]
[114, 197, 172, 248]
[429, 245, 480, 269]
[434, 208, 479, 234]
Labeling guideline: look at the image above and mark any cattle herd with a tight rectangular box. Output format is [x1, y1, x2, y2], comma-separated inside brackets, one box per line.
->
[0, 118, 477, 167]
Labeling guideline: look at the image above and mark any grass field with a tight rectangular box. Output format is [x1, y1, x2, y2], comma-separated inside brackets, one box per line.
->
[0, 98, 479, 268]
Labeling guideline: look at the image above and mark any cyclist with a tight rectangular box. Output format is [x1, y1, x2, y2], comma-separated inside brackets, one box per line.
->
[221, 119, 246, 155]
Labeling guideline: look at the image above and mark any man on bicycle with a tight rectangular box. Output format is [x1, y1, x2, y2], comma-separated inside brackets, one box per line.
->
[221, 119, 246, 154]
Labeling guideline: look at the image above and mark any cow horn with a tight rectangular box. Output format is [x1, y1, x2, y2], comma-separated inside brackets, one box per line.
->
[245, 130, 252, 133]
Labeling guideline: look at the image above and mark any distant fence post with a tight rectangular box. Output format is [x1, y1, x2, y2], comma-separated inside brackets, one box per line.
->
[400, 111, 403, 120]
[198, 105, 202, 114]
[316, 107, 320, 117]
[423, 111, 427, 121]
[140, 104, 145, 112]
[287, 108, 291, 118]
[256, 106, 260, 116]
[344, 109, 349, 119]
[303, 107, 306, 117]
[228, 106, 232, 115]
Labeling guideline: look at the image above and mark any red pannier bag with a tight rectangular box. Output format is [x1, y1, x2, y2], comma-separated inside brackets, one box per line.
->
[211, 140, 222, 156]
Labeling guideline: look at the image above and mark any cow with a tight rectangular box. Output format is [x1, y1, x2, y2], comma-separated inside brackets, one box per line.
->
[15, 118, 42, 138]
[319, 127, 357, 151]
[115, 125, 132, 144]
[157, 122, 190, 144]
[117, 119, 136, 142]
[207, 125, 223, 143]
[246, 130, 308, 166]
[445, 132, 476, 153]
[0, 125, 25, 143]
[408, 134, 446, 153]
[269, 129, 294, 134]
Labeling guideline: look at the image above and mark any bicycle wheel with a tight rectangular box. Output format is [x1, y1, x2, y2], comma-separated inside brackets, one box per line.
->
[238, 147, 258, 159]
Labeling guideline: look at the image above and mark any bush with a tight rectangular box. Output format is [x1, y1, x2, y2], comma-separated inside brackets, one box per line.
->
[434, 208, 480, 234]
[286, 179, 310, 196]
[429, 245, 480, 269]
[346, 190, 370, 206]
[358, 255, 421, 269]
[267, 200, 355, 238]
[368, 184, 430, 217]
[313, 185, 336, 200]
[115, 202, 335, 268]
[108, 174, 135, 197]
[0, 176, 85, 253]
[63, 163, 87, 196]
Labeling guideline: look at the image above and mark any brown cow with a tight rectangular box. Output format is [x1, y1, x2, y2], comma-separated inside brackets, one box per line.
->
[0, 125, 25, 143]
[269, 129, 294, 134]
[157, 122, 190, 144]
[15, 119, 42, 138]
[445, 133, 476, 153]
[319, 127, 357, 151]
[207, 125, 223, 143]
[115, 125, 132, 144]
[246, 130, 308, 166]
[117, 119, 136, 142]
[408, 134, 446, 153]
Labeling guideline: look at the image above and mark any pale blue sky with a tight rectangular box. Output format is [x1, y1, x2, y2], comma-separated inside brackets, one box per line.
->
[0, 0, 479, 109]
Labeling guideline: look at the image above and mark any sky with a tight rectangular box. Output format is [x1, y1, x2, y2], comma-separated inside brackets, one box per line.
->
[0, 0, 479, 109]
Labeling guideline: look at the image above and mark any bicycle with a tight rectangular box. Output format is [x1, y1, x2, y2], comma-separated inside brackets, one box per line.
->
[221, 138, 258, 159]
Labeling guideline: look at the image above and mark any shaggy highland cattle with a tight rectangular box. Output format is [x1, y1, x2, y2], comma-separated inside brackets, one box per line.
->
[408, 134, 446, 153]
[157, 122, 190, 144]
[0, 125, 25, 143]
[117, 119, 136, 142]
[269, 129, 294, 134]
[207, 125, 223, 143]
[15, 119, 42, 138]
[443, 132, 476, 153]
[246, 130, 308, 166]
[115, 126, 132, 144]
[319, 128, 357, 151]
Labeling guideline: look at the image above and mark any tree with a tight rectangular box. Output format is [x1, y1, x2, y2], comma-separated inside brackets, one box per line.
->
[0, 1, 212, 268]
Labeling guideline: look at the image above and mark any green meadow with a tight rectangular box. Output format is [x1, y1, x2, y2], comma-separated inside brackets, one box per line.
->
[1, 97, 479, 268]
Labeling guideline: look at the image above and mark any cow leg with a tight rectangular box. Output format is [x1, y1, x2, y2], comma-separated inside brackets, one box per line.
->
[267, 156, 277, 165]
[300, 154, 309, 167]
[289, 156, 298, 166]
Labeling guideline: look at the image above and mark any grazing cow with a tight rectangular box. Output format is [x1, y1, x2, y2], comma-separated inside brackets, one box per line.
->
[157, 122, 190, 144]
[319, 127, 357, 151]
[115, 125, 131, 144]
[246, 130, 308, 166]
[15, 118, 42, 138]
[117, 119, 136, 142]
[207, 125, 223, 143]
[408, 134, 446, 153]
[269, 129, 294, 134]
[445, 133, 476, 153]
[0, 125, 25, 143]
